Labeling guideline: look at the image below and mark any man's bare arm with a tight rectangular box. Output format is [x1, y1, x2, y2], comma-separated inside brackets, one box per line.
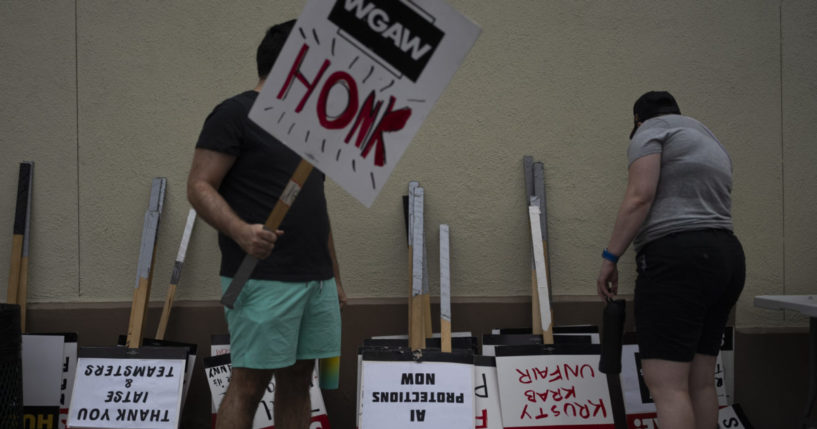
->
[187, 148, 281, 259]
[327, 223, 347, 309]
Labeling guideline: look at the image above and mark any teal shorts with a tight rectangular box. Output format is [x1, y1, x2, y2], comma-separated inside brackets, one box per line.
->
[221, 277, 341, 369]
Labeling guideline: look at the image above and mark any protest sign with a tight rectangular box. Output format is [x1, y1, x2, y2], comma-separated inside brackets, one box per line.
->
[249, 0, 481, 207]
[67, 346, 186, 429]
[203, 342, 329, 429]
[717, 404, 752, 428]
[203, 353, 329, 429]
[495, 344, 615, 428]
[23, 334, 64, 429]
[359, 348, 474, 429]
[58, 333, 78, 429]
[474, 356, 502, 429]
[116, 336, 198, 412]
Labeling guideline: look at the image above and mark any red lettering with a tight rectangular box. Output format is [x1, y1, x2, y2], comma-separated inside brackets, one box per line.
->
[360, 96, 410, 166]
[516, 368, 532, 384]
[277, 44, 330, 113]
[589, 398, 607, 418]
[524, 390, 536, 402]
[520, 404, 532, 420]
[317, 71, 358, 129]
[565, 363, 581, 379]
[577, 402, 590, 418]
[345, 91, 383, 147]
[548, 365, 563, 383]
[475, 409, 487, 429]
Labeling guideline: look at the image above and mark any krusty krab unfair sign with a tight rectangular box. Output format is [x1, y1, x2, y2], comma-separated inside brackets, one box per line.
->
[250, 0, 481, 207]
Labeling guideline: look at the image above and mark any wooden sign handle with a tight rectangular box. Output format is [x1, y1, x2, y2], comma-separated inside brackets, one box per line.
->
[7, 162, 33, 333]
[220, 159, 313, 308]
[126, 178, 167, 348]
[156, 209, 197, 340]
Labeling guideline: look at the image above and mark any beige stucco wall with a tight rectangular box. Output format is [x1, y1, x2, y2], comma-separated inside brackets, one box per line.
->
[1, 1, 814, 328]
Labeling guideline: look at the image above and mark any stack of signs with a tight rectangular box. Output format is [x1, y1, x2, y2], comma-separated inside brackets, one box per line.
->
[22, 334, 65, 428]
[248, 0, 481, 208]
[67, 347, 187, 429]
[204, 336, 330, 428]
[495, 344, 616, 428]
[358, 348, 474, 429]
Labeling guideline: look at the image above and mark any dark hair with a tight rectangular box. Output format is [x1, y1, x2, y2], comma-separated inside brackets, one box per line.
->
[256, 20, 296, 79]
[630, 91, 681, 138]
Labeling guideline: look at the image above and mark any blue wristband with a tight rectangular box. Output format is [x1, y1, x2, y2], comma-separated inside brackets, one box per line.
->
[601, 248, 619, 264]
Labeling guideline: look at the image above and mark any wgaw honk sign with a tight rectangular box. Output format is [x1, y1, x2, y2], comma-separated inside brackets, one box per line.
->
[250, 0, 481, 207]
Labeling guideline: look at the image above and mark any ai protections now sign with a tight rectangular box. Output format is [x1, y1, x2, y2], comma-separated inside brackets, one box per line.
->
[250, 0, 480, 207]
[359, 350, 475, 429]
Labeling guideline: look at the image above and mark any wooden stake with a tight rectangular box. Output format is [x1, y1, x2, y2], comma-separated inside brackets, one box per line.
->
[7, 162, 33, 332]
[533, 162, 553, 305]
[7, 235, 22, 305]
[409, 186, 425, 351]
[221, 159, 313, 308]
[439, 224, 452, 353]
[406, 182, 418, 346]
[126, 177, 166, 348]
[522, 157, 543, 335]
[156, 208, 197, 340]
[422, 217, 432, 339]
[529, 203, 554, 343]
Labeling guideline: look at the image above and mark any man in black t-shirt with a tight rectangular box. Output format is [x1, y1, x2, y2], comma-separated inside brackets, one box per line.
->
[188, 21, 346, 429]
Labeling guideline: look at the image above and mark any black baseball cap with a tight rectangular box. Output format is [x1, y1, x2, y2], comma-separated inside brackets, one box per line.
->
[630, 91, 681, 138]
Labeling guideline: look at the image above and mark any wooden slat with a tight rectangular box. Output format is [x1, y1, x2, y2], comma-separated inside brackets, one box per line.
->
[529, 204, 554, 344]
[221, 159, 313, 308]
[156, 208, 197, 340]
[126, 177, 166, 348]
[440, 224, 452, 353]
[409, 186, 425, 350]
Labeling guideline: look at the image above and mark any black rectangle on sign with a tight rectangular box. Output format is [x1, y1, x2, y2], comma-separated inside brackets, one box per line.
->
[328, 0, 444, 82]
[23, 406, 60, 429]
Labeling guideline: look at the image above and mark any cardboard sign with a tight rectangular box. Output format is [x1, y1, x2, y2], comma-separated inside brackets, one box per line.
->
[117, 336, 198, 412]
[23, 334, 64, 429]
[495, 344, 615, 428]
[718, 404, 752, 428]
[474, 356, 502, 429]
[60, 334, 79, 429]
[249, 0, 481, 207]
[67, 347, 186, 429]
[359, 349, 474, 428]
[202, 353, 330, 429]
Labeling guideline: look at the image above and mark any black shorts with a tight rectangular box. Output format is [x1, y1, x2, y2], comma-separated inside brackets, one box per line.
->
[634, 229, 745, 362]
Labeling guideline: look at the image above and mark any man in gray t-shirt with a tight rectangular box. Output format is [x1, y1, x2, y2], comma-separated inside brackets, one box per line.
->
[628, 113, 734, 251]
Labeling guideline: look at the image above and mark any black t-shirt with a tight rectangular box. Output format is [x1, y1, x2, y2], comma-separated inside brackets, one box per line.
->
[195, 90, 333, 281]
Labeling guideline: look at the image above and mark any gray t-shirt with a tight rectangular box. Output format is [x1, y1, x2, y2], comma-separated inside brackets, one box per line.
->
[628, 114, 733, 251]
